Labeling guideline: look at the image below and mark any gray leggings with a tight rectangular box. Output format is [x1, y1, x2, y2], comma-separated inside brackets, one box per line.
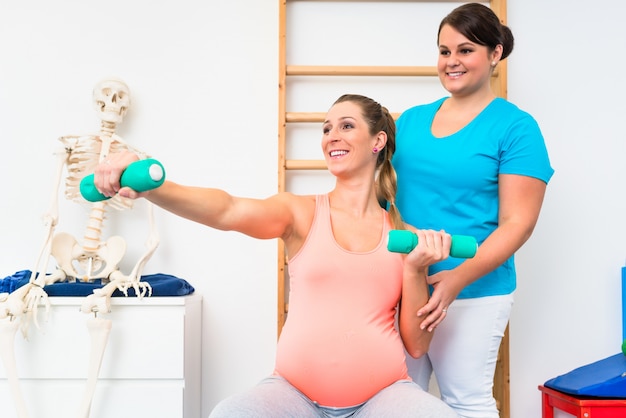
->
[209, 375, 458, 418]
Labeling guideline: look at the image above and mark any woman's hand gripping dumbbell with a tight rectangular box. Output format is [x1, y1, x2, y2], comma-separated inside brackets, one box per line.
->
[80, 158, 165, 202]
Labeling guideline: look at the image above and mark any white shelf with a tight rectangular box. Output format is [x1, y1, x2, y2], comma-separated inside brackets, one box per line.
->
[0, 294, 202, 418]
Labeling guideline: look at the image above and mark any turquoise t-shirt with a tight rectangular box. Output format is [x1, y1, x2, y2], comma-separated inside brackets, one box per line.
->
[393, 97, 554, 299]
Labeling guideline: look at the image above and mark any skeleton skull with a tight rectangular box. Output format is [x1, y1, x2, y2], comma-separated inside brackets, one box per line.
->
[92, 78, 131, 124]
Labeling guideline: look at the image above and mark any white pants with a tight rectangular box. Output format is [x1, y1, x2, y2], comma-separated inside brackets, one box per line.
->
[407, 294, 514, 418]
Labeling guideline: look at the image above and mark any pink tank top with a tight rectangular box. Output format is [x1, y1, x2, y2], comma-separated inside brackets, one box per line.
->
[274, 194, 408, 407]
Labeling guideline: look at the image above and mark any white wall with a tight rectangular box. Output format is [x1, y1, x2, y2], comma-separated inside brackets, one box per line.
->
[0, 1, 624, 418]
[508, 1, 626, 415]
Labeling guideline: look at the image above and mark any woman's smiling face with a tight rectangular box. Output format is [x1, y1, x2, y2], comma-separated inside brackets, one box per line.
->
[322, 101, 379, 177]
[437, 24, 499, 98]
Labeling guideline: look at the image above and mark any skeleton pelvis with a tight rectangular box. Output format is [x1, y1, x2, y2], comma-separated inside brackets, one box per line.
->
[50, 232, 126, 283]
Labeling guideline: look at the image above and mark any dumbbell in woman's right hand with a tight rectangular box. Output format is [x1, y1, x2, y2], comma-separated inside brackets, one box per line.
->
[80, 158, 166, 202]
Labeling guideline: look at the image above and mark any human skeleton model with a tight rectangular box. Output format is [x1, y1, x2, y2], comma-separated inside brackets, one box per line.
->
[0, 79, 159, 418]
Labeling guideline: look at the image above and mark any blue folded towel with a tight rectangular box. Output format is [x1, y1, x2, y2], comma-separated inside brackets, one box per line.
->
[1, 270, 194, 297]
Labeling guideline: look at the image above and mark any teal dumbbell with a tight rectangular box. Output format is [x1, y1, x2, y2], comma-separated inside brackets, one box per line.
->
[387, 229, 477, 258]
[80, 158, 165, 202]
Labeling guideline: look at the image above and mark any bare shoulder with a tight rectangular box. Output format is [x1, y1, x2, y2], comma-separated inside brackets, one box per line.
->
[273, 191, 314, 207]
[284, 193, 316, 223]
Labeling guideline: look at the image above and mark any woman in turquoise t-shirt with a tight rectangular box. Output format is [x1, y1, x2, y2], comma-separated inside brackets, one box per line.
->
[393, 4, 554, 417]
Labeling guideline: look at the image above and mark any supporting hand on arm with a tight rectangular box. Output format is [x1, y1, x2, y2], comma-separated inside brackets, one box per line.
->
[416, 174, 548, 331]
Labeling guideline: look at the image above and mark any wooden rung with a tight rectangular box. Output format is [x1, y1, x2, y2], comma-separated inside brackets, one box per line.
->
[286, 112, 401, 123]
[285, 159, 327, 170]
[286, 65, 438, 77]
[286, 112, 326, 123]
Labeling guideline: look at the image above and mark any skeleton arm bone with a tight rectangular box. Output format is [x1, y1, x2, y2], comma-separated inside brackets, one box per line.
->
[29, 142, 73, 283]
[0, 143, 69, 328]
